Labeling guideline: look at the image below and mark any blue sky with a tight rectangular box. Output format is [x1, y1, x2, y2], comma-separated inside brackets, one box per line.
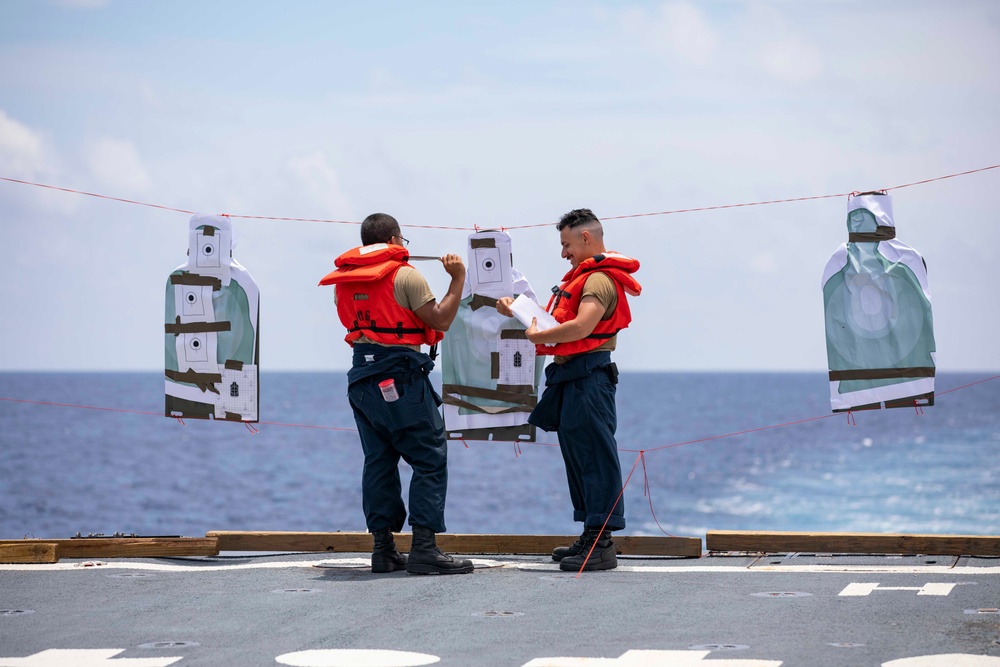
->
[1, 0, 998, 371]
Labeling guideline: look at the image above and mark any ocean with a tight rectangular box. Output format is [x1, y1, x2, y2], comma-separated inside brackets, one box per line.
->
[1, 371, 998, 540]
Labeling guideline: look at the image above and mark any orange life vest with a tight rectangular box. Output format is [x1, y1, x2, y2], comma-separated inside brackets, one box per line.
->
[540, 252, 641, 357]
[318, 244, 444, 348]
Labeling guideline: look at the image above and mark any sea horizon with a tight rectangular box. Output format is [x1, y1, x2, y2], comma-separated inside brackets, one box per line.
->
[2, 370, 998, 540]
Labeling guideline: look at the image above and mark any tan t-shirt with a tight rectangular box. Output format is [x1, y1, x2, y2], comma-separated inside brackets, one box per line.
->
[348, 265, 436, 350]
[553, 271, 618, 364]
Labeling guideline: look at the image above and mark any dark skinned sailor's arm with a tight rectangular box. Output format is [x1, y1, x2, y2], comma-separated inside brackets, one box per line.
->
[414, 253, 466, 332]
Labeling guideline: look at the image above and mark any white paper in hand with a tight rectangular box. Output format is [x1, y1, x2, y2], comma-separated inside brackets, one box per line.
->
[510, 294, 558, 346]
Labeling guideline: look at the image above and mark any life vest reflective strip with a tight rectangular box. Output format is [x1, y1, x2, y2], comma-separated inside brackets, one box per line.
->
[538, 252, 641, 357]
[318, 244, 444, 347]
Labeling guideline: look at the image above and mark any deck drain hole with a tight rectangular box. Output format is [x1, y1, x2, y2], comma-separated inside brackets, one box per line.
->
[751, 591, 813, 598]
[139, 641, 201, 649]
[0, 609, 35, 616]
[828, 643, 865, 648]
[473, 610, 524, 617]
[965, 608, 1000, 615]
[107, 573, 157, 579]
[273, 588, 323, 594]
[688, 644, 749, 651]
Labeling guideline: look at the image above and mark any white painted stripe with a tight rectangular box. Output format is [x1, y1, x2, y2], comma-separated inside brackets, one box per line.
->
[274, 649, 439, 667]
[883, 654, 1000, 666]
[516, 563, 1000, 575]
[1, 559, 998, 575]
[736, 564, 1000, 574]
[0, 648, 182, 666]
[522, 649, 783, 666]
[839, 582, 958, 597]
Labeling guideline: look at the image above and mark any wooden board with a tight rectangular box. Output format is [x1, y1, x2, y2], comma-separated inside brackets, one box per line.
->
[208, 532, 373, 553]
[207, 531, 702, 557]
[0, 542, 58, 563]
[706, 531, 1000, 556]
[0, 538, 218, 559]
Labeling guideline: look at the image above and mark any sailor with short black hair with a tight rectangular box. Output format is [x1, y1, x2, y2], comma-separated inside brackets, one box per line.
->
[320, 212, 473, 575]
[497, 208, 641, 572]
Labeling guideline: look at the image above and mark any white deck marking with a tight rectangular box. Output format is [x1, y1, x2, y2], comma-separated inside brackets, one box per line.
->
[0, 649, 181, 666]
[514, 562, 1000, 575]
[274, 649, 439, 667]
[311, 558, 507, 570]
[310, 558, 369, 568]
[1, 559, 998, 575]
[521, 649, 782, 666]
[883, 655, 1000, 666]
[839, 582, 957, 596]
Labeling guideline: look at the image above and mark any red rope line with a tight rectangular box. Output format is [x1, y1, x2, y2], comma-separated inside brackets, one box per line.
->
[0, 396, 162, 417]
[228, 213, 361, 225]
[935, 374, 1000, 396]
[501, 164, 1000, 229]
[0, 177, 196, 215]
[4, 163, 997, 230]
[595, 192, 851, 223]
[255, 420, 355, 432]
[640, 451, 676, 538]
[1, 374, 996, 446]
[575, 451, 643, 577]
[885, 164, 1000, 191]
[614, 374, 1000, 454]
[0, 397, 358, 431]
[619, 413, 840, 454]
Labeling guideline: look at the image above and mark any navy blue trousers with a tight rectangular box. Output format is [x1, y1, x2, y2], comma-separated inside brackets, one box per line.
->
[529, 351, 625, 531]
[347, 344, 448, 534]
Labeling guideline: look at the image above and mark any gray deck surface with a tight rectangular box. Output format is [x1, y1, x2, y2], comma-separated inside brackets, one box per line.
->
[2, 552, 999, 666]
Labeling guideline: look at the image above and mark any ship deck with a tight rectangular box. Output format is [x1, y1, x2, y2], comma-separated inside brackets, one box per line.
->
[2, 541, 999, 666]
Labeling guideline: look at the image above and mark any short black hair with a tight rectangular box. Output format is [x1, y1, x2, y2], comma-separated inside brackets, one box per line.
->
[360, 213, 401, 245]
[556, 208, 601, 231]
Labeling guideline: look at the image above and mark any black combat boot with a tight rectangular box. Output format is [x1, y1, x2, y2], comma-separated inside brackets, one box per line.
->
[551, 531, 587, 562]
[406, 526, 474, 575]
[371, 528, 407, 573]
[558, 528, 617, 572]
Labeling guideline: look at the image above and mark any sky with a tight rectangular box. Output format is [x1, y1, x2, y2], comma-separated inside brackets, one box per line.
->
[0, 0, 998, 372]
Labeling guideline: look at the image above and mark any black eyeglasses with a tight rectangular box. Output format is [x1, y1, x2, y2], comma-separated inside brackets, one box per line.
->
[395, 235, 410, 247]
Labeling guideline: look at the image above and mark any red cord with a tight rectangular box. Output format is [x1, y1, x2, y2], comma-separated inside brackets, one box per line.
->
[4, 164, 997, 230]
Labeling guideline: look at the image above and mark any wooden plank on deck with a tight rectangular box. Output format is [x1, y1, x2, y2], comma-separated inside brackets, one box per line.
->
[208, 531, 702, 557]
[208, 531, 373, 553]
[0, 542, 58, 563]
[0, 538, 218, 559]
[706, 531, 1000, 556]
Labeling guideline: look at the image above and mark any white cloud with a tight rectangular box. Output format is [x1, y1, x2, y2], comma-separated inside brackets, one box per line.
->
[286, 152, 354, 219]
[86, 138, 152, 193]
[657, 2, 719, 67]
[758, 36, 824, 83]
[748, 251, 779, 275]
[620, 1, 719, 67]
[0, 109, 48, 178]
[0, 109, 76, 214]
